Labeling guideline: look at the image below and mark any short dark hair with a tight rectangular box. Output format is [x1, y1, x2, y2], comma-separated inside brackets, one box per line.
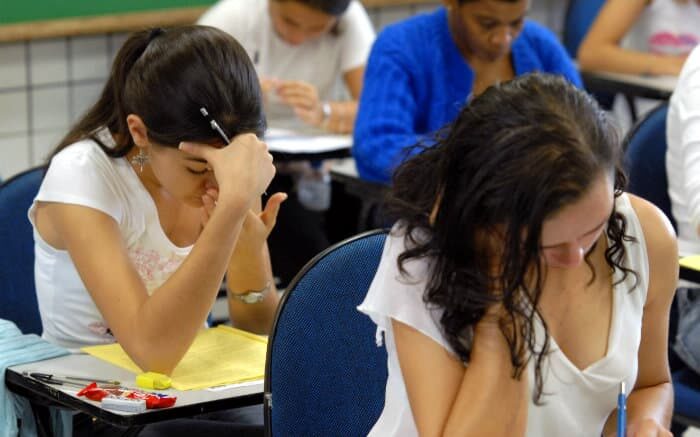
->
[387, 73, 633, 404]
[51, 25, 264, 160]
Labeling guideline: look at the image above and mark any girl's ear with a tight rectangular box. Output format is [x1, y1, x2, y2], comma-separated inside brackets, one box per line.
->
[126, 114, 149, 148]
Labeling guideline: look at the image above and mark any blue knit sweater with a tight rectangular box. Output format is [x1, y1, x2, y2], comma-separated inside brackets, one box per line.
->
[353, 8, 583, 183]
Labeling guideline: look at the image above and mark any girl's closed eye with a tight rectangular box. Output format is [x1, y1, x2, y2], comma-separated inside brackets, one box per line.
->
[187, 167, 209, 175]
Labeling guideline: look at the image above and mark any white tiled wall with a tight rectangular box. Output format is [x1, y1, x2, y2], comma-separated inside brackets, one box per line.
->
[0, 0, 563, 181]
[0, 34, 124, 180]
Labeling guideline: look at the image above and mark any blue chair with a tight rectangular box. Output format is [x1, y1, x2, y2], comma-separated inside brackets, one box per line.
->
[563, 0, 638, 118]
[623, 103, 675, 229]
[264, 230, 388, 437]
[623, 103, 700, 429]
[562, 0, 606, 59]
[0, 167, 45, 335]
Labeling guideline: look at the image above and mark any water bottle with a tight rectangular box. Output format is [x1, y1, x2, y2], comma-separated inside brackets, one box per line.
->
[297, 164, 332, 212]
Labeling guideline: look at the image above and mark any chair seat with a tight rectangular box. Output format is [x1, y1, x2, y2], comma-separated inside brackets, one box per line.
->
[673, 368, 700, 418]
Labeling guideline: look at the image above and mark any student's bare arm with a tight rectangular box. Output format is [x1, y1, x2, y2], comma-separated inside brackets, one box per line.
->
[578, 0, 685, 76]
[226, 197, 282, 334]
[38, 197, 249, 374]
[393, 313, 528, 437]
[602, 195, 677, 436]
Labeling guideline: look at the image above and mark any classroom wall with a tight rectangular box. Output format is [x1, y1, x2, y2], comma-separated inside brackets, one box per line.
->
[0, 0, 565, 180]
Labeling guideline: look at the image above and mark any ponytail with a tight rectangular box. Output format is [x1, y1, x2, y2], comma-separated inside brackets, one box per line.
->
[51, 29, 163, 160]
[49, 26, 263, 163]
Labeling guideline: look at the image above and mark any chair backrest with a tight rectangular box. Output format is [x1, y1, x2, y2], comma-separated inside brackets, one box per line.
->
[264, 229, 388, 437]
[562, 0, 606, 58]
[623, 103, 676, 229]
[0, 167, 45, 334]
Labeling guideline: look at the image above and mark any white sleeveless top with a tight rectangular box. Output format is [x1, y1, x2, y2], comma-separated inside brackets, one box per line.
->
[622, 0, 700, 56]
[29, 140, 193, 350]
[357, 193, 649, 436]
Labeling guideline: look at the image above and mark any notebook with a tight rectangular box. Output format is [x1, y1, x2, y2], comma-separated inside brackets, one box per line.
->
[82, 325, 267, 390]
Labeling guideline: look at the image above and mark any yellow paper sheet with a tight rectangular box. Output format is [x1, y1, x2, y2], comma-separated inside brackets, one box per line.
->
[82, 325, 267, 390]
[680, 255, 700, 271]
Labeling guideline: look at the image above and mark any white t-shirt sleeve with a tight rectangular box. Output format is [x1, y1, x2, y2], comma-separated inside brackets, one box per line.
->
[33, 141, 123, 223]
[338, 1, 376, 73]
[197, 0, 256, 55]
[357, 229, 457, 356]
[675, 51, 700, 233]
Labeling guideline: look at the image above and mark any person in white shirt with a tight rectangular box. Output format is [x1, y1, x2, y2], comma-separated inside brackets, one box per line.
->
[31, 26, 283, 435]
[578, 0, 700, 76]
[667, 44, 700, 379]
[199, 0, 375, 133]
[358, 73, 676, 436]
[199, 0, 376, 286]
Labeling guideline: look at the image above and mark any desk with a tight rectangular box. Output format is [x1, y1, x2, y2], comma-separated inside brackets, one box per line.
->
[581, 70, 677, 101]
[680, 264, 700, 284]
[6, 353, 263, 428]
[266, 126, 352, 162]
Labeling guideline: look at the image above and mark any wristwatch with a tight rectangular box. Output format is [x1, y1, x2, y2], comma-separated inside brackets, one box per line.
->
[231, 281, 271, 304]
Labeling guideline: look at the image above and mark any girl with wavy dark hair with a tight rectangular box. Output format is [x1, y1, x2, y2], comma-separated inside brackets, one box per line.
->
[31, 26, 284, 435]
[359, 73, 677, 436]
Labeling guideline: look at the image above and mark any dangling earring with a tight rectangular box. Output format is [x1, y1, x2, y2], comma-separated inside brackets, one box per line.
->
[131, 148, 150, 173]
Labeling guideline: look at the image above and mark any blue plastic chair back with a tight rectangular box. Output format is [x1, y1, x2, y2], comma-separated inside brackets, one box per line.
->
[0, 167, 45, 335]
[673, 368, 700, 427]
[264, 230, 388, 437]
[623, 103, 676, 229]
[562, 0, 606, 58]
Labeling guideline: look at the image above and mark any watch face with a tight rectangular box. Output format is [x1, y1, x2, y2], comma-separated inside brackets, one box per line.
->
[240, 292, 264, 304]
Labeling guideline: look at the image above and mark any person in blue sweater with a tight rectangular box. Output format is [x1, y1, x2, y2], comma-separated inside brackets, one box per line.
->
[353, 0, 582, 184]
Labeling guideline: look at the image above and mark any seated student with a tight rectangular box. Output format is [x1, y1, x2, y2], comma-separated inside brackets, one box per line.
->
[353, 0, 582, 184]
[30, 26, 283, 435]
[578, 0, 700, 76]
[199, 0, 375, 285]
[358, 74, 676, 436]
[667, 44, 700, 376]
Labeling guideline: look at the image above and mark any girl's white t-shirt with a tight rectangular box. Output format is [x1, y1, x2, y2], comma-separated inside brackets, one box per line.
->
[28, 140, 192, 350]
[198, 0, 375, 125]
[622, 0, 700, 55]
[667, 45, 700, 256]
[358, 193, 649, 436]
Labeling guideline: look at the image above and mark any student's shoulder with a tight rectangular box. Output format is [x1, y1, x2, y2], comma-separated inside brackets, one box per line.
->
[341, 0, 371, 23]
[198, 0, 262, 29]
[626, 193, 678, 279]
[373, 9, 443, 56]
[51, 139, 107, 167]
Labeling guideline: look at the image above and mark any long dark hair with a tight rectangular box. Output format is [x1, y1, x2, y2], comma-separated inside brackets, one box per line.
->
[50, 25, 264, 161]
[387, 73, 635, 403]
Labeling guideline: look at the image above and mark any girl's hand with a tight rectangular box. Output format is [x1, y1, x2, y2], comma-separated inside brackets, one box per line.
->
[200, 187, 287, 251]
[179, 133, 274, 209]
[276, 80, 324, 127]
[234, 193, 287, 255]
[260, 77, 279, 95]
[624, 418, 672, 437]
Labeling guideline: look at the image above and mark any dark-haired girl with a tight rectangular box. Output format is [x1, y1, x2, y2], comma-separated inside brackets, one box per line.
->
[359, 73, 676, 436]
[31, 25, 281, 435]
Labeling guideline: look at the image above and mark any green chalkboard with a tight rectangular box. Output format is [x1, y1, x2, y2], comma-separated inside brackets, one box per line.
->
[1, 1, 218, 25]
